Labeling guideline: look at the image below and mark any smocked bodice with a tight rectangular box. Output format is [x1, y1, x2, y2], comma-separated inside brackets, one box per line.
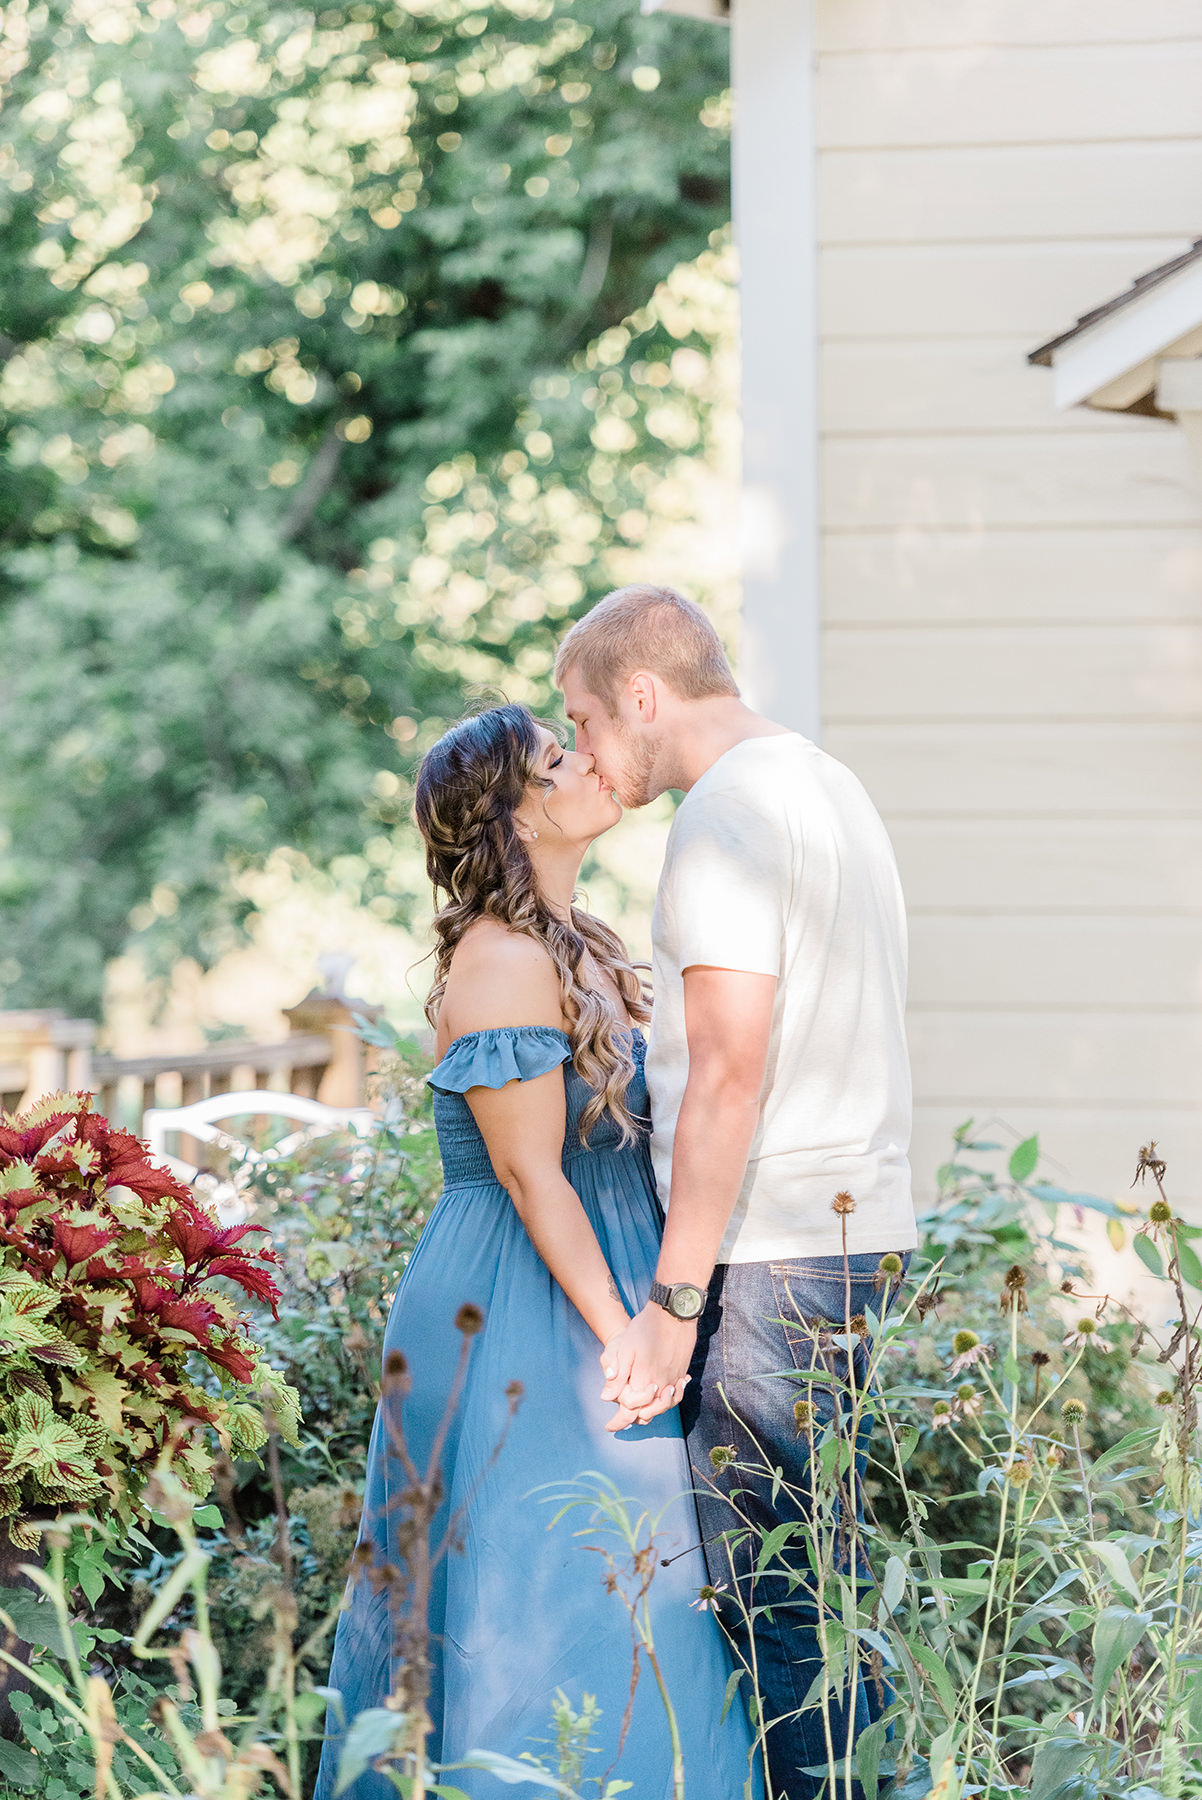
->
[428, 1025, 649, 1189]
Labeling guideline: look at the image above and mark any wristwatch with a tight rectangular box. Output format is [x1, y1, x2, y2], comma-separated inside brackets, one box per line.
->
[649, 1279, 706, 1321]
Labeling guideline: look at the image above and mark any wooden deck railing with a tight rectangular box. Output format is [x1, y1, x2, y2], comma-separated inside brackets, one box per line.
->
[91, 1033, 334, 1123]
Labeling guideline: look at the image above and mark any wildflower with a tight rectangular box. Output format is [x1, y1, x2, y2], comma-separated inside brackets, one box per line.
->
[949, 1329, 992, 1376]
[1132, 1142, 1167, 1187]
[690, 1581, 728, 1613]
[793, 1399, 815, 1435]
[831, 1191, 857, 1215]
[1155, 1389, 1175, 1408]
[1045, 1442, 1065, 1468]
[1063, 1317, 1112, 1353]
[1148, 1199, 1172, 1226]
[1060, 1397, 1088, 1427]
[931, 1400, 953, 1431]
[1006, 1459, 1034, 1487]
[956, 1385, 985, 1421]
[455, 1302, 485, 1336]
[999, 1264, 1028, 1314]
[915, 1290, 940, 1321]
[710, 1442, 738, 1469]
[874, 1252, 904, 1292]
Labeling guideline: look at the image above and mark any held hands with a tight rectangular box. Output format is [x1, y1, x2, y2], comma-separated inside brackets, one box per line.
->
[600, 1304, 697, 1433]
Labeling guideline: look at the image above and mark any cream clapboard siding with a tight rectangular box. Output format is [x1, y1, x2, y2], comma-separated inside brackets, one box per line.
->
[814, 0, 1202, 1212]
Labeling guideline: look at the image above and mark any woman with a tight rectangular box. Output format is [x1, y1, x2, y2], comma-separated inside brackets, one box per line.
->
[315, 705, 759, 1800]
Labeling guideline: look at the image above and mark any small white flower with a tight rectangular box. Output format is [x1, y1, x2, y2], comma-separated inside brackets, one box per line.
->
[690, 1581, 728, 1613]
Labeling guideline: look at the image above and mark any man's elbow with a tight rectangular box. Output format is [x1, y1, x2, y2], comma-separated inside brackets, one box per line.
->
[684, 1059, 764, 1109]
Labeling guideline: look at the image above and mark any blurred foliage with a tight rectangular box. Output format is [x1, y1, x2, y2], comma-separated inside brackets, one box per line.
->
[870, 1121, 1160, 1559]
[0, 0, 732, 1017]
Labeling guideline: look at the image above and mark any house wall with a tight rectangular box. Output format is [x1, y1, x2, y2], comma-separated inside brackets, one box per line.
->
[814, 0, 1202, 1213]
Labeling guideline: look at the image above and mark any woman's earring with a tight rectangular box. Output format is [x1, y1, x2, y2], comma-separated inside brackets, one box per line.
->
[531, 831, 539, 840]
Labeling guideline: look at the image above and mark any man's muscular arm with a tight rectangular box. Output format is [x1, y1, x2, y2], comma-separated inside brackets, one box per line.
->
[600, 965, 776, 1428]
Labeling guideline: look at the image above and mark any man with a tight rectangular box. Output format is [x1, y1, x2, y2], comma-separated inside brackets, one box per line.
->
[554, 583, 917, 1800]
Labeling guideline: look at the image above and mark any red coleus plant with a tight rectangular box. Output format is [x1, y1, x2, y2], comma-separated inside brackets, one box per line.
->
[0, 1091, 300, 1549]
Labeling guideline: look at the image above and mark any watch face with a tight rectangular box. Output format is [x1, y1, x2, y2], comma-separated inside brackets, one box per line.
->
[670, 1284, 705, 1320]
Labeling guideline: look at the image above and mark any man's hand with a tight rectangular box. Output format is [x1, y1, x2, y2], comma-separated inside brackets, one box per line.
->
[599, 1306, 696, 1433]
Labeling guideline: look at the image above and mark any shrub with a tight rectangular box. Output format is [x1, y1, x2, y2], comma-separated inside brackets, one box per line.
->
[0, 1092, 300, 1553]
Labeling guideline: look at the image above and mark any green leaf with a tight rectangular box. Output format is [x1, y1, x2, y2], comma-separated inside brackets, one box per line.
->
[719, 1667, 744, 1724]
[1176, 1240, 1202, 1289]
[1008, 1136, 1040, 1183]
[193, 1504, 224, 1528]
[1090, 1606, 1152, 1704]
[76, 1558, 104, 1607]
[1087, 1540, 1142, 1603]
[1028, 1736, 1091, 1800]
[451, 1750, 576, 1792]
[854, 1715, 888, 1800]
[0, 1740, 40, 1789]
[911, 1641, 958, 1719]
[755, 1521, 799, 1573]
[334, 1708, 409, 1795]
[0, 1585, 72, 1657]
[1133, 1235, 1165, 1279]
[881, 1555, 907, 1617]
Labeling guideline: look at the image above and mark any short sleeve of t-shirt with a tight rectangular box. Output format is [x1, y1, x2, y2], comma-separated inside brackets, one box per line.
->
[665, 788, 785, 979]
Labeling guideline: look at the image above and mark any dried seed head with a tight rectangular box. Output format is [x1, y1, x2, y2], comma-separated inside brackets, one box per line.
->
[1031, 1350, 1051, 1368]
[1006, 1460, 1033, 1486]
[956, 1384, 976, 1403]
[831, 1191, 856, 1215]
[932, 1400, 951, 1418]
[353, 1542, 374, 1566]
[1061, 1279, 1076, 1295]
[792, 1399, 815, 1433]
[1061, 1397, 1088, 1426]
[382, 1349, 410, 1394]
[1155, 1389, 1176, 1408]
[505, 1379, 524, 1403]
[455, 1302, 485, 1336]
[1149, 1199, 1172, 1224]
[952, 1329, 980, 1356]
[1045, 1443, 1065, 1468]
[878, 1252, 903, 1276]
[709, 1443, 738, 1469]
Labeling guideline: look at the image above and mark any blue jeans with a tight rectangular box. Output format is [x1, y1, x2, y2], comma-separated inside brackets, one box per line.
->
[681, 1253, 908, 1800]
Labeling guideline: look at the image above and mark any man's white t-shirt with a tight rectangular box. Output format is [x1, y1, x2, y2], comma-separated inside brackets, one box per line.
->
[646, 733, 917, 1264]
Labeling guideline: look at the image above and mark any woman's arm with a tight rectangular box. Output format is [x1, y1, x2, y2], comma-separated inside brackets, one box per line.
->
[467, 1071, 629, 1347]
[442, 924, 629, 1347]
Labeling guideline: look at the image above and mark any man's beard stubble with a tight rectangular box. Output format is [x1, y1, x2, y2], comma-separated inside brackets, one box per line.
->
[611, 719, 660, 809]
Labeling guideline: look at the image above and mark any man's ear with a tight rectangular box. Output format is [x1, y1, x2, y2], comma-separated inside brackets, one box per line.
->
[628, 671, 658, 722]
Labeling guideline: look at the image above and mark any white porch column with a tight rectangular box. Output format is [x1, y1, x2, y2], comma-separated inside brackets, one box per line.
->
[732, 0, 820, 738]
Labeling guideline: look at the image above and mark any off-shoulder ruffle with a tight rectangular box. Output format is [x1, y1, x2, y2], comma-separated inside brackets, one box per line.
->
[427, 1025, 572, 1094]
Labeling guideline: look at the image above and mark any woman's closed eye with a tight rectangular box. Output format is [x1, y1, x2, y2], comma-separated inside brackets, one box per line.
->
[548, 753, 564, 770]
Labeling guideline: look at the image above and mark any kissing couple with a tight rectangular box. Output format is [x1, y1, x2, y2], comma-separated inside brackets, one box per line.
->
[316, 583, 917, 1800]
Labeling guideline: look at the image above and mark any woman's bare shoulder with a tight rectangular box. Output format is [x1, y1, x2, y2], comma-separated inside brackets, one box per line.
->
[439, 921, 564, 1039]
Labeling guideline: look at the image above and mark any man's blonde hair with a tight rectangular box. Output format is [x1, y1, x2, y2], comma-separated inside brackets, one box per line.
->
[553, 584, 738, 711]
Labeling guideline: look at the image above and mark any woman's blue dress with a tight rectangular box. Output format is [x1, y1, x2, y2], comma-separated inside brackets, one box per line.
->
[314, 1025, 759, 1799]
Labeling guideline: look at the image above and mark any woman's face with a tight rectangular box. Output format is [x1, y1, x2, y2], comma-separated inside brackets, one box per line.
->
[516, 725, 621, 847]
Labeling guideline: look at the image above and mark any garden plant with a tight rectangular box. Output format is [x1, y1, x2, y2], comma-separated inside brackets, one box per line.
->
[0, 1077, 1198, 1799]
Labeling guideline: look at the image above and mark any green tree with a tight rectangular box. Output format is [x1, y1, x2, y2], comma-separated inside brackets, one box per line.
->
[0, 0, 730, 1016]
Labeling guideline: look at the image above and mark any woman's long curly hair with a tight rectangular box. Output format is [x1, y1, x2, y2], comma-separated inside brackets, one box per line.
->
[415, 703, 651, 1144]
